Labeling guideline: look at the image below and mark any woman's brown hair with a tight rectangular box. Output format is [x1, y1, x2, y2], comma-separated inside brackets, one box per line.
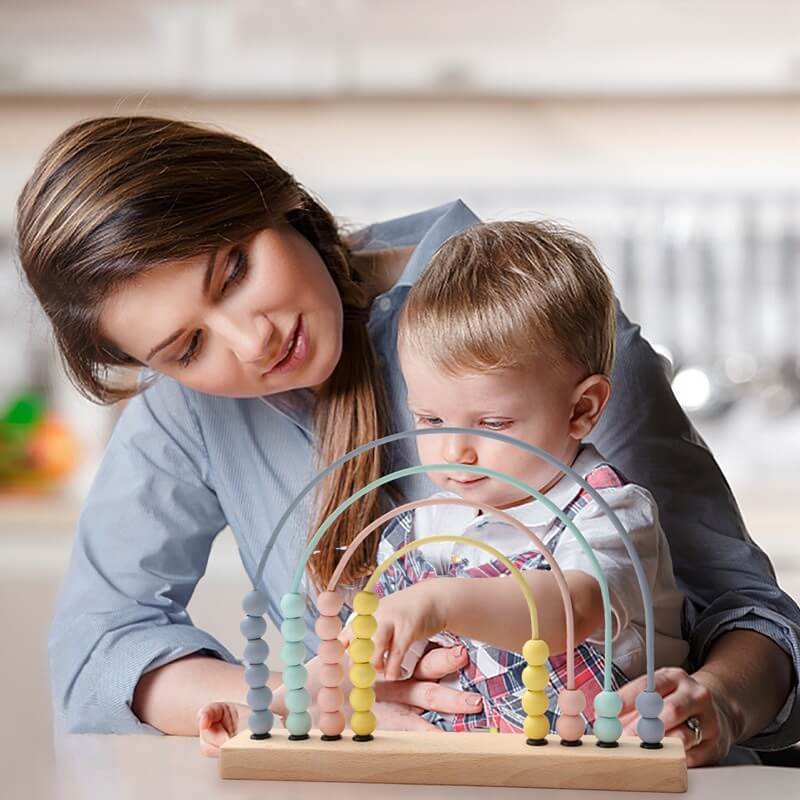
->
[16, 115, 392, 589]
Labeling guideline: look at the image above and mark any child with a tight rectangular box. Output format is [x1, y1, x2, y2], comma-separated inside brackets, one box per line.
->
[199, 219, 687, 746]
[359, 220, 688, 733]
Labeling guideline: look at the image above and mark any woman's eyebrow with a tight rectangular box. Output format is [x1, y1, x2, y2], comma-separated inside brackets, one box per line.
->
[147, 329, 186, 361]
[202, 247, 220, 294]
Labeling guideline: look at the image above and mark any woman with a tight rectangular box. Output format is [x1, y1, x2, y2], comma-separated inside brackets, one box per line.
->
[17, 116, 799, 766]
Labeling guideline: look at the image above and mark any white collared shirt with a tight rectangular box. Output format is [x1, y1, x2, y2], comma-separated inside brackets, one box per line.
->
[413, 444, 689, 679]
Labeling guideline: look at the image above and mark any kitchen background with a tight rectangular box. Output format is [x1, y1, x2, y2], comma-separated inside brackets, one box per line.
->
[2, 0, 800, 792]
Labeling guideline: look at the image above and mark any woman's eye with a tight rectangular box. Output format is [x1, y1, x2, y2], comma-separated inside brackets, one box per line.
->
[481, 419, 510, 430]
[221, 248, 249, 293]
[178, 331, 203, 367]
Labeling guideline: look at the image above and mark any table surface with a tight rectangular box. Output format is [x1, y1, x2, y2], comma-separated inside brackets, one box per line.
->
[31, 735, 797, 800]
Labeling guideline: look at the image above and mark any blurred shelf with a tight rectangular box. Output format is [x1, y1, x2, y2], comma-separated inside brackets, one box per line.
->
[0, 494, 80, 533]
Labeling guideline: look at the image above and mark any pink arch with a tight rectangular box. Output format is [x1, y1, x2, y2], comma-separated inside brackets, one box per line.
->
[327, 496, 576, 688]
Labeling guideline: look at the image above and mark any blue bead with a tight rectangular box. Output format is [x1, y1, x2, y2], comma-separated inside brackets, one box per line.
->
[286, 688, 311, 714]
[280, 592, 306, 619]
[240, 615, 267, 639]
[282, 664, 308, 691]
[247, 686, 273, 711]
[281, 617, 307, 643]
[243, 638, 269, 664]
[593, 716, 623, 743]
[281, 641, 306, 666]
[637, 716, 665, 744]
[635, 690, 664, 719]
[244, 664, 270, 688]
[248, 709, 274, 736]
[243, 590, 267, 616]
[593, 691, 623, 719]
[286, 711, 312, 737]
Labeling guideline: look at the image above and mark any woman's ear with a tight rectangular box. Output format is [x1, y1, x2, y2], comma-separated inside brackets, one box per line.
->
[568, 374, 612, 440]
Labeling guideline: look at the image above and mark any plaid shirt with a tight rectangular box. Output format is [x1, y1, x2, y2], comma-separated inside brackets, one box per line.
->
[375, 463, 629, 734]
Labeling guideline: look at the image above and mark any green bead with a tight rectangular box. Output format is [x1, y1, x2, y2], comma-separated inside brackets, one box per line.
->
[281, 617, 307, 643]
[593, 716, 623, 744]
[280, 592, 306, 619]
[286, 711, 312, 737]
[282, 664, 308, 691]
[594, 690, 623, 719]
[285, 688, 311, 714]
[281, 641, 306, 666]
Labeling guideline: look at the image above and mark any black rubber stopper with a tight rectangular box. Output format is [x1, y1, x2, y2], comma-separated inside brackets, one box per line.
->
[596, 740, 619, 748]
[250, 732, 271, 741]
[526, 738, 548, 747]
[289, 734, 310, 741]
[353, 734, 374, 743]
[321, 734, 342, 742]
[560, 738, 582, 747]
[640, 742, 664, 750]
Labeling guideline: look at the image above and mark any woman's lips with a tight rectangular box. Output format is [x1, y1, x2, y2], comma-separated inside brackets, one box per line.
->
[266, 315, 307, 375]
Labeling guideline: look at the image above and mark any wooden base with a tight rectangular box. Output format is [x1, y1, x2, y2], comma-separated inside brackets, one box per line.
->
[220, 730, 687, 793]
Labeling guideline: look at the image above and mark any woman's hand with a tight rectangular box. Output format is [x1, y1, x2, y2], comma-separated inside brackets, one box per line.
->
[617, 667, 737, 767]
[197, 702, 248, 758]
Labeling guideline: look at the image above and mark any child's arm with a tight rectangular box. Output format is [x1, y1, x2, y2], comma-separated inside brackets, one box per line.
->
[361, 570, 603, 680]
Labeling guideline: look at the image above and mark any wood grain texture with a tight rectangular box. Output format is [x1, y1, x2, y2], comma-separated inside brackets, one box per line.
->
[220, 731, 687, 793]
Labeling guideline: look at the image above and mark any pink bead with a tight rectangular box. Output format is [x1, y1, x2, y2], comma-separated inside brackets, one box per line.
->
[317, 686, 344, 713]
[318, 639, 345, 664]
[319, 663, 345, 687]
[316, 591, 344, 617]
[319, 710, 346, 737]
[315, 615, 343, 640]
[558, 689, 586, 716]
[556, 714, 586, 742]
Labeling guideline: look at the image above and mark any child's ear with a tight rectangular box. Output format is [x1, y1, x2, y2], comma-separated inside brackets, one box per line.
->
[568, 374, 611, 439]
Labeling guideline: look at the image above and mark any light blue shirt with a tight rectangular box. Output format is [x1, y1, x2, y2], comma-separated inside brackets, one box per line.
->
[49, 201, 800, 753]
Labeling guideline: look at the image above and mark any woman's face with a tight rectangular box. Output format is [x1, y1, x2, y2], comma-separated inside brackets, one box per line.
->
[100, 224, 344, 397]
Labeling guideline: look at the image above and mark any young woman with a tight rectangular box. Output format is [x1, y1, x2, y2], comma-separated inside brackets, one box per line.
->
[17, 116, 798, 766]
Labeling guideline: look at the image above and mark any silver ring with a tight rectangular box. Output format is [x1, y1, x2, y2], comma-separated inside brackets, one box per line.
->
[685, 716, 702, 746]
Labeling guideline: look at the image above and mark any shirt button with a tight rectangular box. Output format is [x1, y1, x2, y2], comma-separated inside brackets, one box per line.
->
[378, 297, 392, 312]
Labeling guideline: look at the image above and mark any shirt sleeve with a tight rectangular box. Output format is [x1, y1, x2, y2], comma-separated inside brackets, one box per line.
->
[587, 302, 800, 750]
[48, 377, 235, 734]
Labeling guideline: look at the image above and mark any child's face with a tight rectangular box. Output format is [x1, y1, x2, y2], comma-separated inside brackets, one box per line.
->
[400, 342, 609, 509]
[99, 224, 344, 398]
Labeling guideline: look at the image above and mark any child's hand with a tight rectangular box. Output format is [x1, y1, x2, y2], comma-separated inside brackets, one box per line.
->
[345, 579, 449, 681]
[197, 702, 248, 758]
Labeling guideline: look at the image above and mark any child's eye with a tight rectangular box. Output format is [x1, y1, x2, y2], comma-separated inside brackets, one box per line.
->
[178, 330, 203, 367]
[221, 248, 249, 294]
[481, 419, 511, 430]
[416, 415, 443, 427]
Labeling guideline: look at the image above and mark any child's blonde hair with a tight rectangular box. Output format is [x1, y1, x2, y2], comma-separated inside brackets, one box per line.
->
[399, 220, 616, 378]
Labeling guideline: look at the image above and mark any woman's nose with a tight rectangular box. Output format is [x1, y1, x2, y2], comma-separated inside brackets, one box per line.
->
[210, 310, 273, 364]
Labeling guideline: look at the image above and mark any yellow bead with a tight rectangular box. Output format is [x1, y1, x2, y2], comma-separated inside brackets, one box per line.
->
[522, 665, 549, 691]
[350, 662, 377, 688]
[351, 614, 377, 639]
[349, 687, 376, 712]
[522, 690, 549, 717]
[523, 639, 549, 666]
[348, 638, 375, 664]
[524, 714, 550, 741]
[350, 710, 377, 737]
[353, 591, 379, 615]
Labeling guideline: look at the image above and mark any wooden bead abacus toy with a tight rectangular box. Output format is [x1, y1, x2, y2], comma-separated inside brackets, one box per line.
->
[220, 428, 688, 792]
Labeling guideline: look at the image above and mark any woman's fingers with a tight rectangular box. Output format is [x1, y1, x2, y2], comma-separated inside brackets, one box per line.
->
[197, 703, 236, 757]
[413, 645, 468, 680]
[371, 623, 393, 672]
[374, 701, 442, 732]
[384, 630, 414, 681]
[376, 678, 483, 715]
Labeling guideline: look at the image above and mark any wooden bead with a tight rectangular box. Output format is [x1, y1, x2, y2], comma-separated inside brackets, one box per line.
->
[316, 591, 344, 617]
[349, 687, 376, 712]
[319, 710, 346, 738]
[523, 639, 549, 666]
[522, 665, 549, 691]
[353, 591, 379, 615]
[317, 639, 345, 664]
[522, 690, 549, 717]
[351, 710, 377, 737]
[523, 714, 550, 741]
[558, 689, 586, 716]
[351, 614, 377, 639]
[350, 662, 377, 688]
[317, 686, 344, 713]
[348, 638, 374, 664]
[556, 714, 585, 742]
[315, 615, 343, 640]
[319, 663, 345, 687]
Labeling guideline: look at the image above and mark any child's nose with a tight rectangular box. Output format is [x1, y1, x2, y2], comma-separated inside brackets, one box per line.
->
[443, 436, 477, 464]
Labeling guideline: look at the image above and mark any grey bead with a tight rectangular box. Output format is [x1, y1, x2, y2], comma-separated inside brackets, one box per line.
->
[635, 690, 664, 719]
[244, 663, 270, 688]
[248, 709, 274, 736]
[637, 716, 665, 744]
[247, 686, 273, 711]
[242, 590, 268, 616]
[240, 615, 267, 639]
[243, 638, 269, 664]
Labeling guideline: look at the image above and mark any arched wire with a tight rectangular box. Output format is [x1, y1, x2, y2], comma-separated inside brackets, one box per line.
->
[296, 463, 615, 691]
[327, 497, 579, 687]
[255, 427, 654, 693]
